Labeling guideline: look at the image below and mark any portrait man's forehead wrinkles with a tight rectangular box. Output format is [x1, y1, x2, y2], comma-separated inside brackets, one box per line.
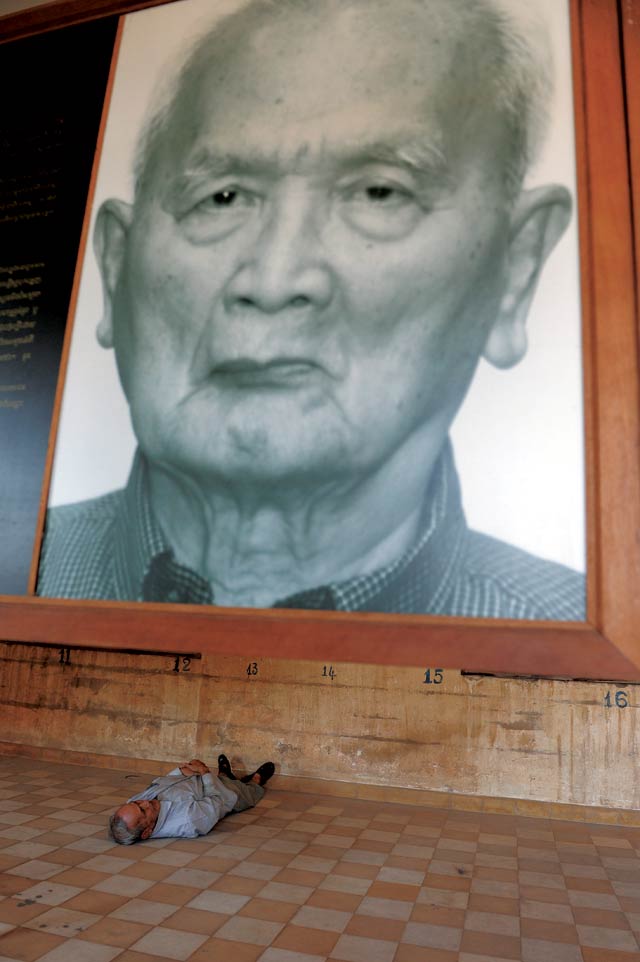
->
[132, 0, 552, 205]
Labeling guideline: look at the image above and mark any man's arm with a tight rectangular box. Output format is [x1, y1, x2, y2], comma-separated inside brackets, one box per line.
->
[158, 760, 238, 806]
[153, 795, 224, 839]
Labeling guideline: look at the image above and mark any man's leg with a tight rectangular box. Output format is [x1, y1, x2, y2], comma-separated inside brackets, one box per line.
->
[219, 774, 265, 812]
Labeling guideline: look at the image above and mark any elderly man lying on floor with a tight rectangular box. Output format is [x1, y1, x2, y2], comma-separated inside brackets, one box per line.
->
[108, 753, 274, 845]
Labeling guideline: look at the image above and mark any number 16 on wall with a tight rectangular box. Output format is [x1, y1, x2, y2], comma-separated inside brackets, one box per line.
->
[604, 690, 629, 708]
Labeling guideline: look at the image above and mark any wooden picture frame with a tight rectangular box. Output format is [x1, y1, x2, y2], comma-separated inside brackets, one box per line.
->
[0, 0, 638, 681]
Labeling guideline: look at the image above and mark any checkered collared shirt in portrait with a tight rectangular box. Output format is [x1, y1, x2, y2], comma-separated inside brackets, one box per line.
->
[38, 441, 585, 620]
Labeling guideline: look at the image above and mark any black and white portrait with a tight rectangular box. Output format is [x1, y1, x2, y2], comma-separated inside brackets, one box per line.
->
[38, 0, 586, 619]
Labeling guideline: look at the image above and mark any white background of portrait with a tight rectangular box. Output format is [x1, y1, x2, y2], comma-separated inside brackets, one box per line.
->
[48, 0, 585, 572]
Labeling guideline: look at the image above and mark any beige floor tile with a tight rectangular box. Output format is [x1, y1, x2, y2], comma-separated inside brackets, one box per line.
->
[231, 860, 283, 881]
[577, 923, 639, 951]
[329, 932, 397, 962]
[464, 909, 520, 936]
[130, 926, 209, 959]
[37, 938, 123, 961]
[1, 841, 57, 859]
[65, 837, 114, 854]
[319, 873, 371, 896]
[186, 888, 251, 914]
[119, 861, 176, 881]
[291, 905, 352, 932]
[22, 905, 102, 936]
[92, 873, 155, 896]
[78, 854, 135, 874]
[521, 938, 584, 962]
[356, 895, 413, 921]
[402, 921, 463, 951]
[76, 916, 153, 947]
[215, 914, 285, 945]
[109, 897, 181, 924]
[159, 905, 229, 934]
[143, 850, 196, 868]
[520, 897, 574, 922]
[257, 882, 314, 905]
[6, 859, 62, 880]
[189, 937, 264, 961]
[162, 866, 221, 888]
[14, 879, 82, 905]
[418, 885, 469, 909]
[259, 949, 326, 962]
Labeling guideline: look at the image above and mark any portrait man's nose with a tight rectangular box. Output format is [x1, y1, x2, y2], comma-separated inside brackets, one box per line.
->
[224, 185, 335, 316]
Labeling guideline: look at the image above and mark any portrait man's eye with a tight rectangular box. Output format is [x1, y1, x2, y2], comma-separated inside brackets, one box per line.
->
[341, 179, 423, 239]
[180, 185, 256, 242]
[193, 186, 255, 213]
[209, 189, 240, 207]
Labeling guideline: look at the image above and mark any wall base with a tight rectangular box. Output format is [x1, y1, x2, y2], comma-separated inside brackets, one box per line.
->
[1, 740, 637, 828]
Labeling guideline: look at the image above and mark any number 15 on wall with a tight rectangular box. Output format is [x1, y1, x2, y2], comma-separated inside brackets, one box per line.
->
[424, 668, 444, 685]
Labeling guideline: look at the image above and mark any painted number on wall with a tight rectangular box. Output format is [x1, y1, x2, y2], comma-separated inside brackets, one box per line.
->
[246, 662, 259, 677]
[172, 656, 191, 673]
[604, 690, 629, 708]
[423, 668, 444, 685]
[322, 665, 336, 680]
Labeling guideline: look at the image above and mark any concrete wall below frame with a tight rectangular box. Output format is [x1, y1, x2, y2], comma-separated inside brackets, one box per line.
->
[1, 642, 638, 813]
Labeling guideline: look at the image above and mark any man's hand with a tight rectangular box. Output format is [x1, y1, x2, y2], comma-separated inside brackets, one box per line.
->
[187, 759, 210, 774]
[178, 759, 210, 776]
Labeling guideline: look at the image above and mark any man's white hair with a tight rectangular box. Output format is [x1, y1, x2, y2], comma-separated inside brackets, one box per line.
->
[133, 0, 554, 202]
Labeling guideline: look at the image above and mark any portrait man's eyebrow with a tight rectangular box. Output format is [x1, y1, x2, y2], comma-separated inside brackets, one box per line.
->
[161, 140, 454, 214]
[38, 0, 586, 622]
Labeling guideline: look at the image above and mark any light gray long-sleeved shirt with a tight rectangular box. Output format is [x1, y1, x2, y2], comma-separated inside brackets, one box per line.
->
[128, 768, 238, 839]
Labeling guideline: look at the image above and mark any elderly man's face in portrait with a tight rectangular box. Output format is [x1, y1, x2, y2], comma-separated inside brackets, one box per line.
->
[95, 0, 567, 496]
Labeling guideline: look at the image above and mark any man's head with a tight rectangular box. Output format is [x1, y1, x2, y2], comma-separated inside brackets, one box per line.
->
[94, 0, 570, 499]
[109, 798, 160, 845]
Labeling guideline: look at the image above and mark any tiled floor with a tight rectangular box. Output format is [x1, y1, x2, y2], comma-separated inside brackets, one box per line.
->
[0, 758, 639, 961]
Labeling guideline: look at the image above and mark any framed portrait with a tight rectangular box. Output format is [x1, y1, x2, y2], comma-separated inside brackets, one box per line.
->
[0, 0, 638, 681]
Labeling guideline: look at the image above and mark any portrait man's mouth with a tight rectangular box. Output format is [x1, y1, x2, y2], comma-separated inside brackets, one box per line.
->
[210, 358, 323, 389]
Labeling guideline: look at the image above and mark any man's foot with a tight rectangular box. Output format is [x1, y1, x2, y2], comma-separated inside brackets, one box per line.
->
[218, 754, 237, 780]
[241, 762, 275, 787]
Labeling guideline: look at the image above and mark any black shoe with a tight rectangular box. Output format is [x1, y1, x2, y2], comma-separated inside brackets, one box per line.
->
[241, 761, 275, 787]
[218, 753, 236, 780]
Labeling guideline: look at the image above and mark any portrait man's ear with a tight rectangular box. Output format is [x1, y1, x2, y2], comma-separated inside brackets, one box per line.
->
[483, 184, 572, 370]
[93, 199, 134, 349]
